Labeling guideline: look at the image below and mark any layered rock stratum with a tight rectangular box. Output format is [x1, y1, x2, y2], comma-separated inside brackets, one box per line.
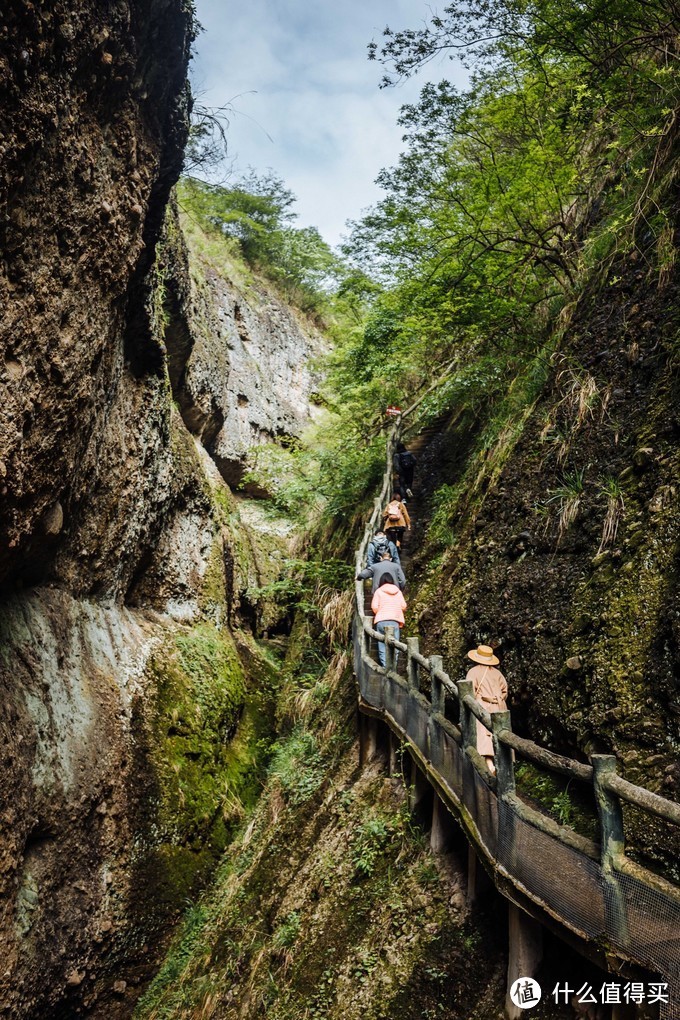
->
[0, 4, 323, 1016]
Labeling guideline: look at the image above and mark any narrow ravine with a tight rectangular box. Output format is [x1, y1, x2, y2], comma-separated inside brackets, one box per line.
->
[2, 1, 680, 1018]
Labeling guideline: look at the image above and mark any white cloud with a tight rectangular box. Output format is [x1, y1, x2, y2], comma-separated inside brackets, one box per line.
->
[190, 0, 468, 247]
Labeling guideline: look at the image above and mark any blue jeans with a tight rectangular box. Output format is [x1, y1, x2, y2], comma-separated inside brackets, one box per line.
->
[376, 621, 400, 668]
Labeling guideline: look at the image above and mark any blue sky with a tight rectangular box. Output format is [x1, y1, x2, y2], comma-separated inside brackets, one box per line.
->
[190, 1, 467, 247]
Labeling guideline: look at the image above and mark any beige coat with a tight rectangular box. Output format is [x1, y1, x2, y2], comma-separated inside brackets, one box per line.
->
[382, 499, 411, 530]
[466, 664, 508, 758]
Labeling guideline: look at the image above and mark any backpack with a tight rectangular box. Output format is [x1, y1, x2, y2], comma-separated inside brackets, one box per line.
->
[372, 536, 390, 558]
[399, 451, 415, 468]
[387, 500, 401, 522]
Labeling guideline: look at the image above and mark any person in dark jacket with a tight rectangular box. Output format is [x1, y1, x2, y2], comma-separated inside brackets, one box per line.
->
[394, 443, 416, 498]
[357, 552, 406, 594]
[365, 530, 400, 568]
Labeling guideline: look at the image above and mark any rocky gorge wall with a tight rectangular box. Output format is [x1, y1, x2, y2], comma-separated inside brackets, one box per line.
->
[162, 198, 326, 494]
[0, 4, 325, 1017]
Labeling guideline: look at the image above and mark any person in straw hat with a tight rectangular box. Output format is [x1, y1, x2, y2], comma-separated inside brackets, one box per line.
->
[465, 644, 508, 774]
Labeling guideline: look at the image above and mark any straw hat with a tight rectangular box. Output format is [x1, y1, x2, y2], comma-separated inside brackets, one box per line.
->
[467, 644, 499, 666]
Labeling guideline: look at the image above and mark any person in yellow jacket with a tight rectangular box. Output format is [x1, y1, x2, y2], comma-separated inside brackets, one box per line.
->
[382, 491, 411, 548]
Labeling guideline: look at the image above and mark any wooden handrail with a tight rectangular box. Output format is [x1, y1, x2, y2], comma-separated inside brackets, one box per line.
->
[496, 728, 594, 784]
[462, 692, 493, 731]
[605, 770, 680, 827]
[354, 423, 680, 863]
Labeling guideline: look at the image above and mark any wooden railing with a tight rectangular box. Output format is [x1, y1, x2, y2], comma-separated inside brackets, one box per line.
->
[353, 425, 679, 1014]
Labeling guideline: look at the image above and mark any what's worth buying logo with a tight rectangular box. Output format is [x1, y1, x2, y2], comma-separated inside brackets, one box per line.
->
[509, 978, 542, 1010]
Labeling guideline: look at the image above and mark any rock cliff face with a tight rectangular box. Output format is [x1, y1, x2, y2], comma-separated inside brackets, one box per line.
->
[163, 204, 325, 493]
[0, 0, 193, 593]
[0, 5, 324, 1017]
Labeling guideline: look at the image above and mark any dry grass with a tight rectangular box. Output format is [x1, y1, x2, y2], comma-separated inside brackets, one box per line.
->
[319, 587, 354, 645]
[267, 783, 286, 825]
[539, 415, 571, 465]
[291, 685, 318, 723]
[289, 650, 350, 726]
[319, 715, 339, 743]
[540, 366, 612, 469]
[220, 786, 247, 824]
[557, 493, 582, 540]
[598, 480, 625, 553]
[555, 368, 599, 428]
[546, 469, 586, 543]
[326, 649, 350, 692]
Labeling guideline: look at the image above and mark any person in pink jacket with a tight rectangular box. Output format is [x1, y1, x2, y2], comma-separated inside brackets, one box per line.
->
[371, 573, 407, 668]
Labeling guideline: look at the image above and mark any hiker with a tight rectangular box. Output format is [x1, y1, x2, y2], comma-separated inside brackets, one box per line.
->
[371, 573, 407, 668]
[356, 551, 406, 594]
[366, 530, 400, 568]
[382, 492, 411, 548]
[465, 645, 508, 775]
[394, 442, 417, 498]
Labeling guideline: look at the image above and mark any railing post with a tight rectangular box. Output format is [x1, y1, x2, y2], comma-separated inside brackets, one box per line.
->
[362, 617, 371, 660]
[406, 637, 420, 690]
[506, 904, 544, 1020]
[457, 679, 476, 752]
[384, 625, 395, 673]
[430, 655, 444, 715]
[592, 755, 625, 865]
[430, 794, 449, 853]
[388, 731, 398, 776]
[592, 754, 628, 947]
[491, 711, 515, 799]
[408, 762, 429, 814]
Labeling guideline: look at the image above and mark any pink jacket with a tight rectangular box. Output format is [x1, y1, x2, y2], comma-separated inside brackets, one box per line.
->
[371, 584, 407, 626]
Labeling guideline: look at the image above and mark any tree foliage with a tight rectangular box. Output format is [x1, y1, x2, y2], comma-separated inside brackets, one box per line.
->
[342, 0, 680, 412]
[180, 0, 680, 535]
[179, 173, 342, 313]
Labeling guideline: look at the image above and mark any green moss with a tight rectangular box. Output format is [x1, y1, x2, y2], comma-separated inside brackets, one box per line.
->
[128, 622, 264, 918]
[198, 538, 227, 613]
[149, 622, 245, 828]
[515, 762, 598, 840]
[267, 728, 326, 806]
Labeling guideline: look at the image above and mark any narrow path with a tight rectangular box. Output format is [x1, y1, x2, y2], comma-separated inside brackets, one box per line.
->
[361, 416, 452, 674]
[398, 411, 452, 575]
[354, 424, 680, 1019]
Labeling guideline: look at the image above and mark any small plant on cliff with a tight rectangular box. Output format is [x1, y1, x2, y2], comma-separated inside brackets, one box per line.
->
[552, 790, 575, 828]
[351, 815, 393, 877]
[546, 468, 586, 542]
[555, 368, 601, 429]
[598, 477, 625, 553]
[273, 910, 302, 949]
[267, 728, 326, 806]
[320, 587, 354, 646]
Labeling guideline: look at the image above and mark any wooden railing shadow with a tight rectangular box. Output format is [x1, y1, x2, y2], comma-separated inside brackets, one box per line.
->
[354, 425, 680, 1019]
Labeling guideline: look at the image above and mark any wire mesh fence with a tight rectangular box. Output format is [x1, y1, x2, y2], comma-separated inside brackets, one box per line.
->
[356, 646, 679, 1014]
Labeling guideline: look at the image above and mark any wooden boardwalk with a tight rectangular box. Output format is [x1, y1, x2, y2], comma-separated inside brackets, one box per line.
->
[354, 426, 680, 1019]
